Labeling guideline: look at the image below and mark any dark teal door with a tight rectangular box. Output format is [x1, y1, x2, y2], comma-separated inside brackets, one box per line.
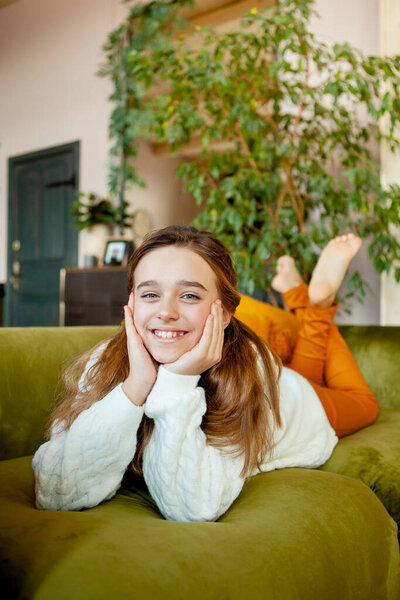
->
[5, 142, 79, 326]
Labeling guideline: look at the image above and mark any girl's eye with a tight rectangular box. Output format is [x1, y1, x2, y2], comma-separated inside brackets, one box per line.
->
[140, 292, 200, 300]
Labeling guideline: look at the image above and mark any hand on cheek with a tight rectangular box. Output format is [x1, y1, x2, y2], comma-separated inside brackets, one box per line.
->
[163, 300, 225, 376]
[122, 293, 158, 405]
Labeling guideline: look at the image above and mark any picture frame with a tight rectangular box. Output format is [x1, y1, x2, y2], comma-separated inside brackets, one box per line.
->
[102, 238, 135, 267]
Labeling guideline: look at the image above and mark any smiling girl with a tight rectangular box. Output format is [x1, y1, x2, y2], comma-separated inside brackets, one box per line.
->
[33, 225, 378, 521]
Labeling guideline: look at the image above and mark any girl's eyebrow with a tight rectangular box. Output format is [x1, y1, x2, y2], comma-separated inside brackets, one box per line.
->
[136, 279, 208, 291]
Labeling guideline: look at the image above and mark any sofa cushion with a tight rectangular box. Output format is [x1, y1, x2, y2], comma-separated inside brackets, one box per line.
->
[0, 456, 398, 600]
[319, 409, 400, 528]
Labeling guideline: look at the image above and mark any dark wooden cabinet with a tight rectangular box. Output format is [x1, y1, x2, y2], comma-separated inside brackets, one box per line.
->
[59, 267, 129, 326]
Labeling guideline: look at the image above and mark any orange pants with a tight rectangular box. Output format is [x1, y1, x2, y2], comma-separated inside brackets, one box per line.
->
[283, 284, 379, 438]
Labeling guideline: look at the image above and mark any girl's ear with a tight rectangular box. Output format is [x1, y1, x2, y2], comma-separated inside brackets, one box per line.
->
[222, 307, 232, 330]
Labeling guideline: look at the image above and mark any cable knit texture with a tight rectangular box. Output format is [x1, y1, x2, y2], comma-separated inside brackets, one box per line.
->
[32, 347, 338, 520]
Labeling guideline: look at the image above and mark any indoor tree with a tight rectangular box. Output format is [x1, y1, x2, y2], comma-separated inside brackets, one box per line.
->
[99, 0, 400, 306]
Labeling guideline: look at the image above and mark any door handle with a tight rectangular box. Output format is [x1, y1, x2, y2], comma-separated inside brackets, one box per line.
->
[11, 261, 20, 293]
[12, 261, 20, 277]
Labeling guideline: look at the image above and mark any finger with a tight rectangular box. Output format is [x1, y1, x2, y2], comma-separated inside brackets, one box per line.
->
[124, 304, 139, 342]
[198, 307, 214, 350]
[128, 292, 134, 312]
[207, 302, 218, 352]
[215, 305, 225, 357]
[210, 303, 224, 358]
[205, 301, 219, 358]
[126, 293, 138, 334]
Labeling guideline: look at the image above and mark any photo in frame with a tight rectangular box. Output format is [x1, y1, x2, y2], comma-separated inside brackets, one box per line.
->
[103, 238, 135, 267]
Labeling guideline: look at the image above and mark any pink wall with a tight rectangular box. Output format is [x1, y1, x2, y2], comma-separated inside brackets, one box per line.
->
[0, 0, 197, 282]
[310, 0, 380, 324]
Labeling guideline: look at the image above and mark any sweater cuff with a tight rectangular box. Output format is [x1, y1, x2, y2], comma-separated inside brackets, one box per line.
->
[101, 383, 145, 425]
[144, 365, 201, 417]
[151, 365, 200, 397]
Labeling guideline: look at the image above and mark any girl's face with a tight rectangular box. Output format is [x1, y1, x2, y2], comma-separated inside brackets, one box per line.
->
[133, 246, 231, 365]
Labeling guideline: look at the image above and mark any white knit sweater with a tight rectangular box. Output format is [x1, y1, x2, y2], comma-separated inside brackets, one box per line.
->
[32, 346, 338, 521]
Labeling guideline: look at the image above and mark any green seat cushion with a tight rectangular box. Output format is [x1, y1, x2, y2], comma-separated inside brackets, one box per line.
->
[319, 409, 400, 527]
[0, 457, 398, 600]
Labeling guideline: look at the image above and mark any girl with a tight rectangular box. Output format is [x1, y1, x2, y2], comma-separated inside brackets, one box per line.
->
[33, 226, 378, 521]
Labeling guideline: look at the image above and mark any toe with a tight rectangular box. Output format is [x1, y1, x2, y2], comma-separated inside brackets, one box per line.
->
[277, 256, 294, 268]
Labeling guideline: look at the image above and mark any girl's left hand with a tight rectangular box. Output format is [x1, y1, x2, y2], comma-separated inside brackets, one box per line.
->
[163, 300, 225, 376]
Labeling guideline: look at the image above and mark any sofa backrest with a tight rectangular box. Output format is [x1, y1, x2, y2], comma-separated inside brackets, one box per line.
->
[338, 325, 400, 411]
[0, 326, 117, 461]
[0, 325, 399, 461]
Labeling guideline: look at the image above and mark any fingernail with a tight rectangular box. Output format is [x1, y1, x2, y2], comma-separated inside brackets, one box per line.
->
[216, 299, 222, 306]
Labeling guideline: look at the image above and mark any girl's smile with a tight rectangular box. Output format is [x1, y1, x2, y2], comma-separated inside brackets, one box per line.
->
[150, 329, 189, 341]
[133, 246, 230, 364]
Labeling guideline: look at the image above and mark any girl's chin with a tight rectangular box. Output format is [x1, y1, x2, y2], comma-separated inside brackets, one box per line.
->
[146, 344, 187, 364]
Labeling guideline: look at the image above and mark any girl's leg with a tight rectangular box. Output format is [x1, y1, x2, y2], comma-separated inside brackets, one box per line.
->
[283, 283, 334, 385]
[272, 235, 378, 437]
[283, 284, 378, 437]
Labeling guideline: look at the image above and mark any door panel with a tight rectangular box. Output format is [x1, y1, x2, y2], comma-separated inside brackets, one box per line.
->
[16, 166, 41, 261]
[41, 158, 68, 259]
[6, 142, 79, 326]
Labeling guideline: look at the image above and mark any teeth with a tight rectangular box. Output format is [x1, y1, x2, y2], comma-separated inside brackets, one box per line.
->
[153, 330, 186, 339]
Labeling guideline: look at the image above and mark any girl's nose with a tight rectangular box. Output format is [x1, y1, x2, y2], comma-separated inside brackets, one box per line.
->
[157, 298, 179, 320]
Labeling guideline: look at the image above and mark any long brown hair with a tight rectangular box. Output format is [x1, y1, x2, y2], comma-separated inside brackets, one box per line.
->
[47, 225, 281, 478]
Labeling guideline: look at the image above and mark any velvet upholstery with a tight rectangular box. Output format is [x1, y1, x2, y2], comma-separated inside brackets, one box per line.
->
[1, 457, 399, 600]
[0, 325, 399, 599]
[0, 326, 116, 461]
[320, 410, 400, 526]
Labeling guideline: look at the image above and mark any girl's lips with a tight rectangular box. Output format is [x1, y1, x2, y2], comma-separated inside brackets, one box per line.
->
[150, 330, 189, 343]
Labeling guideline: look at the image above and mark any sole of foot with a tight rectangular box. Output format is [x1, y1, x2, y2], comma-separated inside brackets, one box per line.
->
[308, 233, 362, 308]
[271, 256, 304, 294]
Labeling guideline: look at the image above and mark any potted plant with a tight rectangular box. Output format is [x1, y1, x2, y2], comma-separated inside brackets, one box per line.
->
[99, 0, 400, 308]
[71, 192, 133, 263]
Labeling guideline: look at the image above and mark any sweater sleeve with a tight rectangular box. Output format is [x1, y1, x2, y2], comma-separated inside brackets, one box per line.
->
[32, 346, 145, 511]
[142, 366, 246, 522]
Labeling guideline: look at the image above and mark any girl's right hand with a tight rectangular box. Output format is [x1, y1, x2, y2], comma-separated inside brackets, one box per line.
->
[122, 293, 158, 406]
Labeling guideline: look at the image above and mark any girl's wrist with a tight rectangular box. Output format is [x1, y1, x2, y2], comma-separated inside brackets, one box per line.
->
[163, 363, 200, 376]
[121, 380, 147, 407]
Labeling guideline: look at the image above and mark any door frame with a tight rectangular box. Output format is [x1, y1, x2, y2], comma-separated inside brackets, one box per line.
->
[4, 140, 80, 326]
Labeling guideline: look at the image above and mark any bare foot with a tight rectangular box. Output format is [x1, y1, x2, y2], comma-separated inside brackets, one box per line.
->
[308, 233, 362, 308]
[271, 256, 304, 294]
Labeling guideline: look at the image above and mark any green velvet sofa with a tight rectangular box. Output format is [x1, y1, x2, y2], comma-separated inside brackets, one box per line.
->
[0, 325, 399, 600]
